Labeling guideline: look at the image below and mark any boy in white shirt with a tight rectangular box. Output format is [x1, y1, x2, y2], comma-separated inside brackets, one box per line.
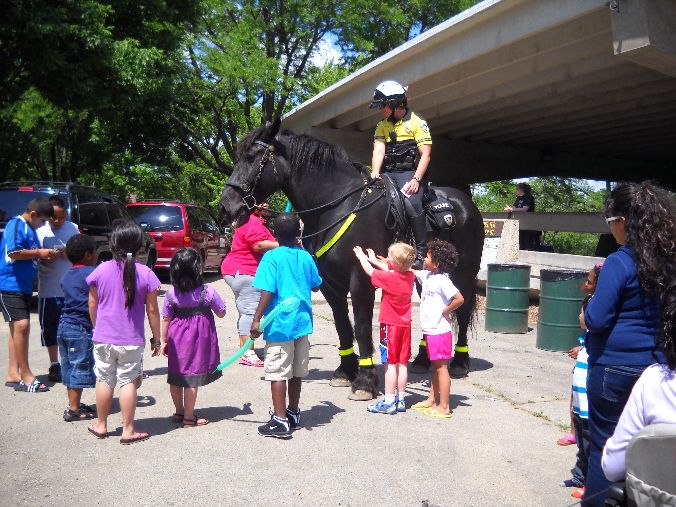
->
[411, 239, 464, 418]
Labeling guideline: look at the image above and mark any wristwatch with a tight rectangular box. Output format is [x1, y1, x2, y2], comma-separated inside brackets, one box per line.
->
[412, 176, 421, 183]
[149, 338, 161, 348]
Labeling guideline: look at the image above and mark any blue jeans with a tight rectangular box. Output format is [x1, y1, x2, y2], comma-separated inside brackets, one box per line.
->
[57, 321, 96, 388]
[571, 413, 590, 486]
[583, 364, 646, 507]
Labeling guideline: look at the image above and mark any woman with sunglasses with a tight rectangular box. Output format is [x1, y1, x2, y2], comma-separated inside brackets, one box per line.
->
[581, 180, 676, 506]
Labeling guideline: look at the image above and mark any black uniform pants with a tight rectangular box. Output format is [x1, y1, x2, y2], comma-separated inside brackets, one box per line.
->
[384, 170, 424, 216]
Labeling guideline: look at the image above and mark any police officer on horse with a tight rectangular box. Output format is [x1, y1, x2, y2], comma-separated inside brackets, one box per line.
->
[369, 80, 431, 269]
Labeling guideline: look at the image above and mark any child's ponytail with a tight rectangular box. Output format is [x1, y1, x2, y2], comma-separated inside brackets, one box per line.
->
[110, 220, 145, 308]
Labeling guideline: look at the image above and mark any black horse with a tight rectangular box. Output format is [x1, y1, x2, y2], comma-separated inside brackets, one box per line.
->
[220, 119, 484, 400]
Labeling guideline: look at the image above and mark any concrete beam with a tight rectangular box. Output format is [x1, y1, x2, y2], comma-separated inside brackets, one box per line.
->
[453, 80, 676, 140]
[611, 0, 676, 78]
[284, 0, 608, 133]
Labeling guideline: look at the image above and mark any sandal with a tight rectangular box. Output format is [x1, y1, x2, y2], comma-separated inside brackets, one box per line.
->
[411, 401, 433, 410]
[120, 432, 150, 445]
[171, 413, 184, 424]
[423, 409, 452, 419]
[182, 417, 209, 428]
[14, 378, 49, 393]
[87, 425, 108, 439]
[63, 406, 97, 422]
[557, 433, 576, 446]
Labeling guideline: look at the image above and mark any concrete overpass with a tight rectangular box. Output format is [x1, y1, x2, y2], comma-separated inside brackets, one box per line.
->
[283, 0, 676, 189]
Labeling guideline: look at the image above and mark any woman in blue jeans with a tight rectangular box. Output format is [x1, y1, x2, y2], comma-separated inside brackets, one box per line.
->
[581, 181, 676, 507]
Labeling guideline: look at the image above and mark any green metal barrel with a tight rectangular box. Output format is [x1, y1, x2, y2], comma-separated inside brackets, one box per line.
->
[485, 264, 531, 334]
[536, 269, 587, 351]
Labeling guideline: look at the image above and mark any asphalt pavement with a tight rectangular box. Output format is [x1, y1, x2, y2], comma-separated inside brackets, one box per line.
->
[0, 274, 581, 506]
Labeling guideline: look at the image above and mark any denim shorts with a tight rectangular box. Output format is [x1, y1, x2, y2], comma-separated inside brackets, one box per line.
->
[57, 321, 96, 388]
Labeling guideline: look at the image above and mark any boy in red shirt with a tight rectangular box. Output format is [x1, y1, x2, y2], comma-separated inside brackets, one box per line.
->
[353, 242, 416, 414]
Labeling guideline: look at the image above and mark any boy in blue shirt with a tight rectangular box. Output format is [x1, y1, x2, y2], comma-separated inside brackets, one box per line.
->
[251, 213, 322, 438]
[0, 197, 55, 393]
[58, 234, 98, 422]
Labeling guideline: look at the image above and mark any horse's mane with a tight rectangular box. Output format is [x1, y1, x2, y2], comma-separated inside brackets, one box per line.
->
[237, 125, 366, 176]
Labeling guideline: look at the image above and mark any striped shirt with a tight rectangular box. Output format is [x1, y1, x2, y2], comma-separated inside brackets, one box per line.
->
[572, 333, 589, 419]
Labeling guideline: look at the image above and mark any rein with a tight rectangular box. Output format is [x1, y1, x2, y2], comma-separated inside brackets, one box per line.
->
[230, 135, 387, 257]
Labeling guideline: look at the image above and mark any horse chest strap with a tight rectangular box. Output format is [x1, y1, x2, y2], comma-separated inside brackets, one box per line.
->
[315, 213, 357, 259]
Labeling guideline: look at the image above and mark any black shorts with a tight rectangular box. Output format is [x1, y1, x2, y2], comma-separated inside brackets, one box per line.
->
[39, 297, 64, 347]
[0, 291, 33, 322]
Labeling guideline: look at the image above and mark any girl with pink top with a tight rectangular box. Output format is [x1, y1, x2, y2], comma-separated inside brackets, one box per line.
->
[221, 207, 278, 367]
[160, 248, 226, 428]
[86, 220, 161, 445]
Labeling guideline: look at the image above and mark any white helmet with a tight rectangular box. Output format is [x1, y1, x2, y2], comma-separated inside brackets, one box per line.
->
[369, 80, 407, 109]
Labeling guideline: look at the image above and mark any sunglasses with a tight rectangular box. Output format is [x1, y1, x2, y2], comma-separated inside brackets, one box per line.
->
[605, 216, 622, 224]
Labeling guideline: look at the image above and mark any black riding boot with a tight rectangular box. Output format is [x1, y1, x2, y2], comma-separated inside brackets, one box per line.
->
[411, 212, 428, 270]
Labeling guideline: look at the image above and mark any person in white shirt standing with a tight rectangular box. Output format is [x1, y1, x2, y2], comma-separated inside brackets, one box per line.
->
[36, 195, 79, 382]
[410, 238, 464, 418]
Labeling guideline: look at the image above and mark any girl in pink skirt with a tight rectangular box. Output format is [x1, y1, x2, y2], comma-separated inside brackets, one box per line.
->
[161, 248, 226, 428]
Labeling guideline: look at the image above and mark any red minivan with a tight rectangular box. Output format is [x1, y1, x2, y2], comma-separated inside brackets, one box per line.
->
[127, 201, 230, 272]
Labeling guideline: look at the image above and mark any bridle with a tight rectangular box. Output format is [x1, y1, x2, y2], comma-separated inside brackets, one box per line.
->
[225, 138, 279, 210]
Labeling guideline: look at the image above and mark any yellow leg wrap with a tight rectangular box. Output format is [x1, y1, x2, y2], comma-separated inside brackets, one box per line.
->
[419, 339, 427, 347]
[338, 347, 354, 356]
[455, 345, 469, 353]
[358, 357, 375, 367]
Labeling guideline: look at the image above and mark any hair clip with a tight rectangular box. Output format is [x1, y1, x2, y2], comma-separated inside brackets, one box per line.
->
[594, 263, 604, 269]
[126, 252, 133, 260]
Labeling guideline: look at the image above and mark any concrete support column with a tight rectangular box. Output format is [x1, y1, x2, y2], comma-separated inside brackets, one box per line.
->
[611, 0, 676, 78]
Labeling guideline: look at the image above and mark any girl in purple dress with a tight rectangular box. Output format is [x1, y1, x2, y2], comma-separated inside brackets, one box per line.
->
[160, 248, 226, 428]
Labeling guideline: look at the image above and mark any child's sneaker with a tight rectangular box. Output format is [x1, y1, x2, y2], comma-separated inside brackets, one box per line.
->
[258, 414, 292, 438]
[396, 400, 406, 412]
[367, 399, 397, 415]
[571, 487, 585, 499]
[285, 407, 301, 430]
[560, 478, 584, 488]
[48, 363, 62, 382]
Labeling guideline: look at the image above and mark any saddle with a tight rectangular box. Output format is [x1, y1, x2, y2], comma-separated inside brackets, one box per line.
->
[381, 176, 455, 239]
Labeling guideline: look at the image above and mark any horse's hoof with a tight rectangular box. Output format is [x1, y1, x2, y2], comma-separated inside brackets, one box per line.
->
[408, 362, 430, 374]
[348, 389, 375, 401]
[449, 364, 469, 379]
[329, 377, 352, 387]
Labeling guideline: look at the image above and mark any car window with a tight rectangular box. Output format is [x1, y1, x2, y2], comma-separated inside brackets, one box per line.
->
[186, 207, 202, 232]
[76, 190, 108, 228]
[105, 201, 128, 225]
[0, 190, 53, 226]
[193, 207, 220, 234]
[127, 205, 183, 232]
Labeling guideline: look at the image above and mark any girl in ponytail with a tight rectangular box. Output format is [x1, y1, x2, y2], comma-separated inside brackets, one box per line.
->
[86, 219, 162, 445]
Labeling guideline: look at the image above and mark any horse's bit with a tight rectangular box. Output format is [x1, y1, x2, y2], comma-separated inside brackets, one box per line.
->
[226, 139, 278, 210]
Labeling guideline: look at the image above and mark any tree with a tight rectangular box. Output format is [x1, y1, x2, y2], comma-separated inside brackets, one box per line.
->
[472, 177, 608, 255]
[0, 0, 201, 181]
[170, 0, 481, 176]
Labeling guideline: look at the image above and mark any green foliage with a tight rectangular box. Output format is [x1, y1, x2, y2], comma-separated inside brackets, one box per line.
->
[472, 177, 609, 255]
[335, 0, 480, 69]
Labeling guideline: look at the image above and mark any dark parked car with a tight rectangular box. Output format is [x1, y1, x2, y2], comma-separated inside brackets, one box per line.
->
[0, 181, 156, 268]
[126, 200, 230, 272]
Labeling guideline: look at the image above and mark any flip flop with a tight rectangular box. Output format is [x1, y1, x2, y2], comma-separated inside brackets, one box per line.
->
[557, 433, 576, 446]
[120, 432, 150, 445]
[87, 426, 109, 439]
[13, 379, 49, 393]
[423, 409, 452, 419]
[4, 381, 20, 388]
[411, 401, 433, 410]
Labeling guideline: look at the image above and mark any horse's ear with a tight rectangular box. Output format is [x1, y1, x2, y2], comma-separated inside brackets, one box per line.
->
[262, 118, 281, 141]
